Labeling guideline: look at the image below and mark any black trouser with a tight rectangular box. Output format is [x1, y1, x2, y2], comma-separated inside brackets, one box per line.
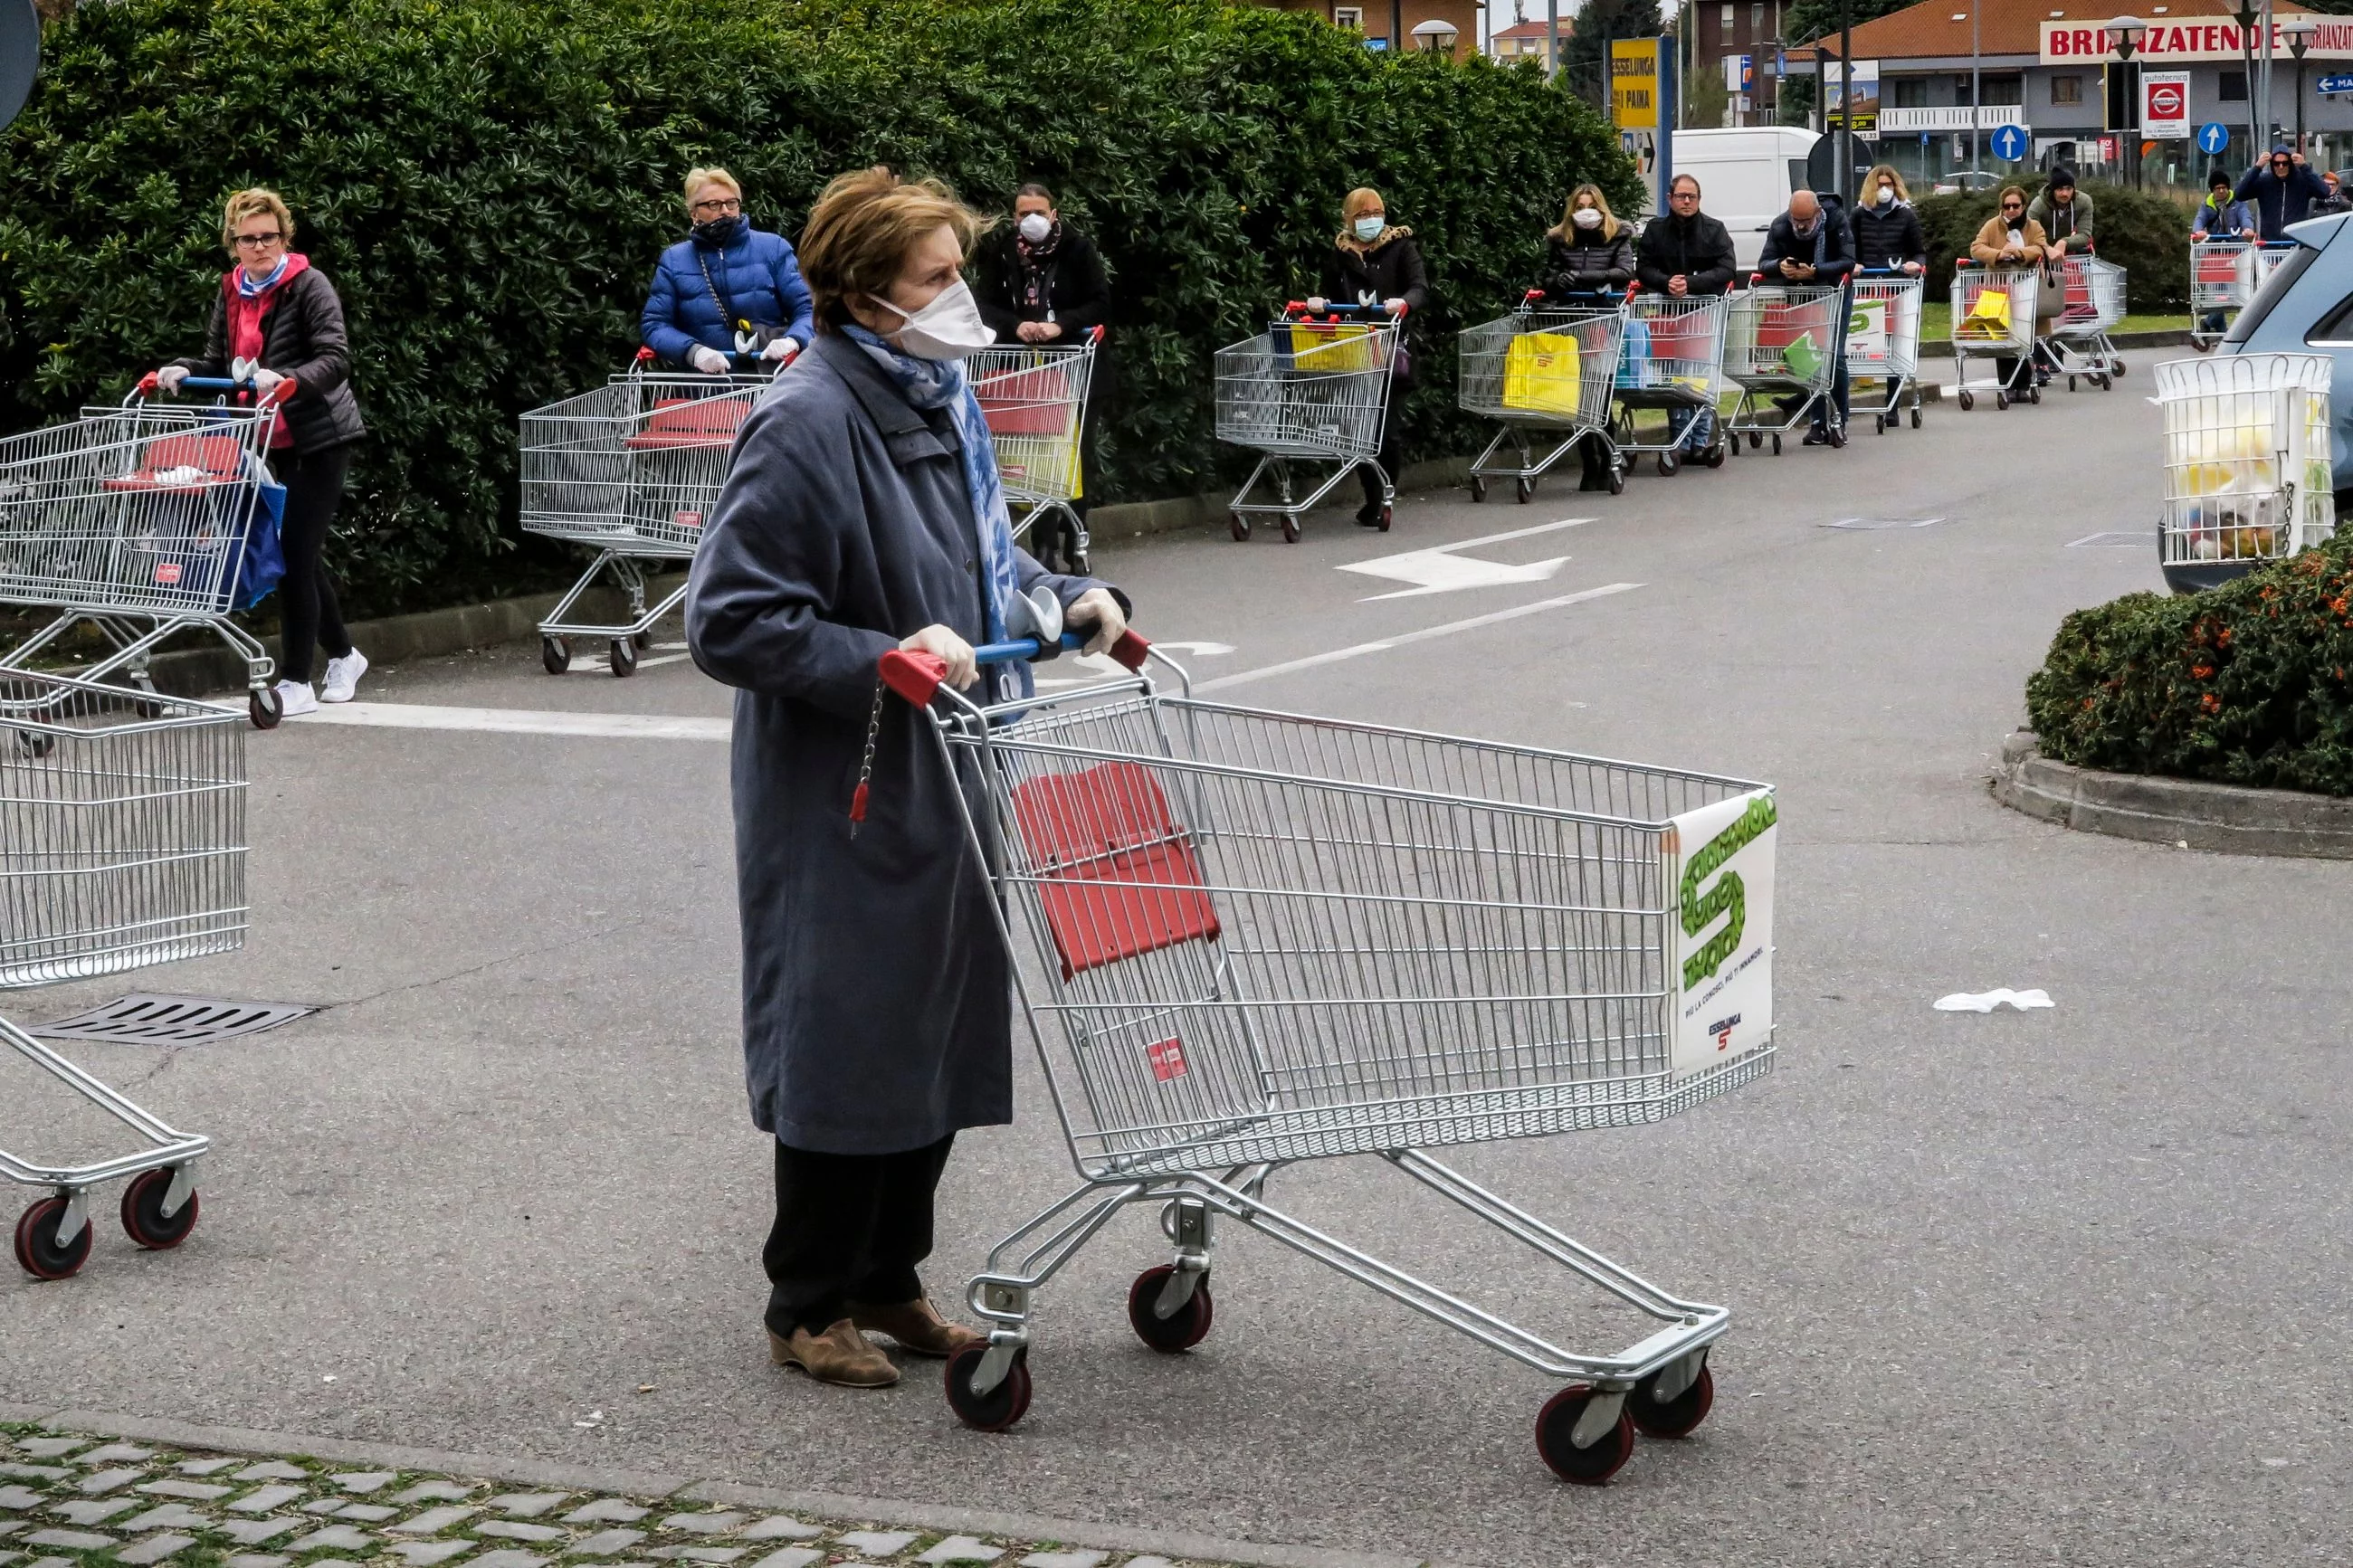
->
[763, 1134, 955, 1337]
[275, 443, 356, 684]
[1359, 376, 1404, 512]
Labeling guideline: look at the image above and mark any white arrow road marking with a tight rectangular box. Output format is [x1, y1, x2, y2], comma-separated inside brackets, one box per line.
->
[288, 703, 729, 740]
[1035, 641, 1235, 689]
[1338, 517, 1596, 600]
[1196, 583, 1642, 694]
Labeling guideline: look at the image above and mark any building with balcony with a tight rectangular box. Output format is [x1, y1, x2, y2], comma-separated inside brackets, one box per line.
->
[1261, 0, 1482, 59]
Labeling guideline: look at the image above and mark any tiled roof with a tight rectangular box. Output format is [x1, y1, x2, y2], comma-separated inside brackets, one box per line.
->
[1820, 0, 2315, 61]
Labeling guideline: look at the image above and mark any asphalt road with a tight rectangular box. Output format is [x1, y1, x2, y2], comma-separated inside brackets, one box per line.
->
[5, 374, 2350, 1568]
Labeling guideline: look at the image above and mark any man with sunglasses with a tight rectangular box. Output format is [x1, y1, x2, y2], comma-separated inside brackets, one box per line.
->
[2234, 145, 2329, 243]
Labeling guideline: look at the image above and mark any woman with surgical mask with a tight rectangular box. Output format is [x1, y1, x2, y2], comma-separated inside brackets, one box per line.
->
[641, 167, 815, 374]
[1850, 165, 1926, 277]
[1307, 187, 1429, 527]
[972, 182, 1113, 570]
[1537, 184, 1635, 299]
[686, 166, 1129, 1395]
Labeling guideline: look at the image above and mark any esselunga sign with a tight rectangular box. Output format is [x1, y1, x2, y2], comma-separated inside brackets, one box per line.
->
[2043, 16, 2353, 63]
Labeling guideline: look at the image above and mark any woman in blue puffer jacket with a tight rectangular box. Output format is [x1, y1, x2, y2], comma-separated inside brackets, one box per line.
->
[642, 167, 816, 374]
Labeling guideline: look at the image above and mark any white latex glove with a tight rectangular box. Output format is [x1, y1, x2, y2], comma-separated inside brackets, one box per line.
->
[249, 367, 286, 398]
[900, 623, 977, 690]
[1382, 296, 1407, 313]
[155, 365, 189, 394]
[1306, 296, 1329, 314]
[762, 337, 799, 364]
[1066, 587, 1128, 658]
[690, 346, 730, 375]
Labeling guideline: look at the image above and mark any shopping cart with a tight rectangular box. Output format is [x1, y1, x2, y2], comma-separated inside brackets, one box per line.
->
[0, 377, 290, 730]
[2154, 351, 2335, 594]
[1847, 269, 1924, 432]
[1215, 303, 1400, 540]
[2189, 240, 2254, 351]
[1726, 280, 1848, 451]
[973, 327, 1101, 573]
[1459, 293, 1627, 500]
[2043, 253, 2126, 388]
[519, 351, 763, 676]
[3, 670, 243, 1279]
[876, 630, 1778, 1485]
[1949, 261, 2042, 411]
[1607, 290, 1731, 476]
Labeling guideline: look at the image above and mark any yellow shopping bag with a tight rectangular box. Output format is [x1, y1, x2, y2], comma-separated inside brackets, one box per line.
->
[1500, 332, 1582, 417]
[1958, 288, 2012, 340]
[1287, 319, 1381, 373]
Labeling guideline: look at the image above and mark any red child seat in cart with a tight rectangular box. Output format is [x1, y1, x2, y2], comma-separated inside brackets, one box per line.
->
[623, 397, 748, 451]
[1008, 761, 1222, 981]
[102, 432, 245, 494]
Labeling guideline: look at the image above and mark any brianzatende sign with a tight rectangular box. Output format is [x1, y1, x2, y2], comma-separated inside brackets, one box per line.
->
[2043, 17, 2353, 63]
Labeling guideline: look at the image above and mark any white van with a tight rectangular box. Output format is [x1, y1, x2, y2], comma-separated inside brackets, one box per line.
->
[1667, 127, 1822, 273]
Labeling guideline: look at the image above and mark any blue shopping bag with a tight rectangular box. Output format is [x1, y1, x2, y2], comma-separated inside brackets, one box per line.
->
[233, 453, 287, 610]
[1614, 315, 1652, 390]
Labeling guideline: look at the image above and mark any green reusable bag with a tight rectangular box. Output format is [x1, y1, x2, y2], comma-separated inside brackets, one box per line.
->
[1780, 330, 1822, 381]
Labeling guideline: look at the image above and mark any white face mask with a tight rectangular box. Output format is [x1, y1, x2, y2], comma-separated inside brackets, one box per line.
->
[1017, 212, 1053, 243]
[1877, 185, 1896, 207]
[1353, 214, 1386, 242]
[872, 277, 996, 360]
[1571, 206, 1603, 229]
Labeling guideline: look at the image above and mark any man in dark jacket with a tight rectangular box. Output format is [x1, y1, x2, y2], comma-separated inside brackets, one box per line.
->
[2236, 146, 2330, 241]
[1635, 175, 1738, 452]
[1756, 190, 1856, 444]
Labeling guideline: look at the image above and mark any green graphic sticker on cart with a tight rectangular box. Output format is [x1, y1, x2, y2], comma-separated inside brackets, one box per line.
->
[1666, 788, 1777, 1081]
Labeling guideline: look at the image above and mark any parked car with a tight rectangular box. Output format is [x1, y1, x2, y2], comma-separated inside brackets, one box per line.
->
[1930, 170, 2002, 195]
[2221, 211, 2353, 499]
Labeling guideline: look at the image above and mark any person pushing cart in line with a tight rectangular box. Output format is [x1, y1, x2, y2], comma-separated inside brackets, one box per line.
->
[1755, 190, 1855, 446]
[1536, 184, 1634, 491]
[1307, 187, 1428, 528]
[1968, 186, 2055, 398]
[1634, 174, 1737, 457]
[642, 167, 815, 375]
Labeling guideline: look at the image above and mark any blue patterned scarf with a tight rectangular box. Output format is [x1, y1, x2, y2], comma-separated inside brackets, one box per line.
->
[843, 324, 1026, 703]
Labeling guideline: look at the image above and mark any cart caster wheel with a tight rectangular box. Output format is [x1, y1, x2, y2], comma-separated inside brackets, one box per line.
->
[1630, 1363, 1715, 1439]
[1994, 391, 2009, 411]
[944, 1343, 1032, 1432]
[1701, 442, 1726, 469]
[14, 1196, 90, 1281]
[1958, 390, 1974, 411]
[1769, 434, 1782, 455]
[608, 638, 638, 678]
[1514, 476, 1532, 504]
[1747, 432, 1761, 449]
[1377, 505, 1391, 533]
[1910, 407, 1923, 429]
[1874, 413, 1888, 432]
[1656, 451, 1681, 477]
[2115, 360, 2127, 377]
[2094, 373, 2111, 391]
[2027, 385, 2042, 404]
[16, 729, 56, 759]
[1469, 475, 1487, 503]
[1127, 1265, 1215, 1353]
[2067, 375, 2077, 392]
[541, 635, 571, 675]
[247, 686, 281, 731]
[1281, 514, 1302, 543]
[1229, 514, 1250, 542]
[1606, 466, 1625, 496]
[119, 1169, 198, 1251]
[1534, 1385, 1635, 1486]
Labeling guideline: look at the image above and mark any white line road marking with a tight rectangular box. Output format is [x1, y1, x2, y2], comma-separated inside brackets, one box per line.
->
[1338, 517, 1596, 600]
[1196, 583, 1642, 693]
[289, 703, 729, 740]
[1034, 641, 1235, 689]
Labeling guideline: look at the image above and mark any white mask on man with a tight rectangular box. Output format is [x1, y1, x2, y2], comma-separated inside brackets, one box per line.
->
[872, 278, 997, 360]
[1017, 213, 1053, 243]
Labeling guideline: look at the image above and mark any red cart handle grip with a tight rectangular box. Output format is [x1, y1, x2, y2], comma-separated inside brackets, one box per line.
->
[878, 629, 1151, 708]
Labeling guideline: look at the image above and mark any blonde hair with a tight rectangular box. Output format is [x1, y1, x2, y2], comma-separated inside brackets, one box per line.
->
[1338, 186, 1408, 249]
[798, 166, 990, 331]
[1865, 165, 1909, 202]
[683, 167, 742, 207]
[1548, 183, 1619, 242]
[219, 188, 294, 255]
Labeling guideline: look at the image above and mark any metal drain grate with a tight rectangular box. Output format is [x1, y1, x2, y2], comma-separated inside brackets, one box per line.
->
[29, 994, 319, 1044]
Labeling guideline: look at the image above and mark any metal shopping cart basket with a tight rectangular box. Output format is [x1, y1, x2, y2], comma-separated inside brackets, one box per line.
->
[0, 377, 290, 730]
[2043, 253, 2126, 388]
[1215, 304, 1400, 541]
[2188, 241, 2252, 351]
[1848, 270, 1924, 432]
[3, 670, 243, 1279]
[1726, 280, 1847, 451]
[2154, 351, 2335, 594]
[973, 328, 1101, 573]
[519, 352, 764, 677]
[1459, 294, 1627, 500]
[1949, 261, 2042, 411]
[876, 629, 1778, 1485]
[1607, 290, 1731, 476]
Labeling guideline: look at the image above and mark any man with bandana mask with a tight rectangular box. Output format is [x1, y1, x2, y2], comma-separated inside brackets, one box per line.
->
[1754, 189, 1856, 445]
[642, 167, 815, 375]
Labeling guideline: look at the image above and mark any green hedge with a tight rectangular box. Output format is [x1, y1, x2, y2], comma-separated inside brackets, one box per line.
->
[0, 0, 1637, 612]
[2024, 533, 2353, 794]
[1916, 180, 2190, 316]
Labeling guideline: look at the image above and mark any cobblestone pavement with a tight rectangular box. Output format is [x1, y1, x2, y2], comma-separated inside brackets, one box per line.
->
[0, 1430, 1251, 1568]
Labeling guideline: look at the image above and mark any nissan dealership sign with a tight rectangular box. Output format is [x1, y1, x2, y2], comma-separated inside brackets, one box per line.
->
[2043, 16, 2353, 63]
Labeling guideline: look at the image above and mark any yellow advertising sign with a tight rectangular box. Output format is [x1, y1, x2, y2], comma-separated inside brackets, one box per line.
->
[1611, 38, 1660, 129]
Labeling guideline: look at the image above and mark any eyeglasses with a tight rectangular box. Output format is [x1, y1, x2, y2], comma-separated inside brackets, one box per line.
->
[691, 197, 742, 214]
[2000, 203, 2024, 212]
[232, 233, 283, 248]
[1670, 189, 1700, 202]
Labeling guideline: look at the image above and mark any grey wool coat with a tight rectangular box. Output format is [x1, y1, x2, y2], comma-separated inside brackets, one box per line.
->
[685, 329, 1121, 1156]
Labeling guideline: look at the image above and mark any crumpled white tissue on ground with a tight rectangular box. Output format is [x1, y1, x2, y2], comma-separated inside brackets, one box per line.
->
[1934, 988, 2054, 1012]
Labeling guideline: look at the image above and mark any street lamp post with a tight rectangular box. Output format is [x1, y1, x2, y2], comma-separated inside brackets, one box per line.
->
[2108, 14, 2147, 187]
[2282, 14, 2318, 152]
[2233, 0, 2261, 161]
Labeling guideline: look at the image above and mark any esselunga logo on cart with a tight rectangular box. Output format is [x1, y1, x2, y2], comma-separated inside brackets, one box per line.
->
[1707, 1012, 1741, 1050]
[1680, 792, 1777, 992]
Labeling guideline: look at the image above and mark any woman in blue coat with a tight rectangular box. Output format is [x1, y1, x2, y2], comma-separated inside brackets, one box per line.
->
[642, 167, 816, 373]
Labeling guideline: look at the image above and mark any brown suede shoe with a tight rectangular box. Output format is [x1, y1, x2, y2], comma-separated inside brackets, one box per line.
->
[768, 1320, 900, 1387]
[848, 1296, 986, 1358]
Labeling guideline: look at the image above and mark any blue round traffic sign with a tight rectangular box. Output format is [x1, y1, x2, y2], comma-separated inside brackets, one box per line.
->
[2197, 121, 2230, 155]
[1990, 124, 2028, 162]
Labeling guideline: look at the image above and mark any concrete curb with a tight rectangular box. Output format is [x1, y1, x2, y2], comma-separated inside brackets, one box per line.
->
[1989, 730, 2353, 858]
[11, 1405, 1428, 1568]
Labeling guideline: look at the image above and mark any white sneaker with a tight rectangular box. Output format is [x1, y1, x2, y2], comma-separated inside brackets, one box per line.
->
[320, 647, 368, 703]
[273, 679, 319, 718]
